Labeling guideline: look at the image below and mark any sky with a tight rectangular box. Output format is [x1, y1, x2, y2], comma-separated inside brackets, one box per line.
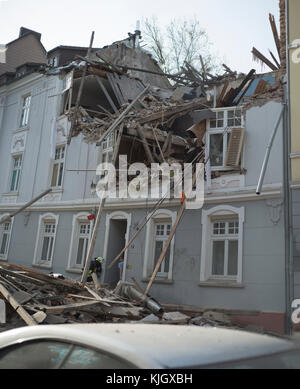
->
[0, 0, 280, 74]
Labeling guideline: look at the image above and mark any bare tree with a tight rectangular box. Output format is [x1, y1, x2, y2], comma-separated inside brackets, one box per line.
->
[142, 16, 219, 75]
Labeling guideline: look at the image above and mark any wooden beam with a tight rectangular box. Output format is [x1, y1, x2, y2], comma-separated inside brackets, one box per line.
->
[269, 13, 281, 60]
[97, 85, 150, 146]
[136, 124, 155, 163]
[269, 50, 280, 69]
[252, 47, 278, 71]
[44, 301, 103, 315]
[0, 282, 37, 326]
[0, 189, 52, 225]
[95, 76, 119, 113]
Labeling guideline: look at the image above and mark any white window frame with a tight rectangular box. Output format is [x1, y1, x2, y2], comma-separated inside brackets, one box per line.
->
[19, 94, 31, 128]
[98, 132, 115, 165]
[0, 214, 13, 261]
[9, 153, 23, 193]
[51, 144, 66, 189]
[200, 205, 245, 284]
[67, 212, 94, 273]
[143, 209, 176, 281]
[207, 108, 244, 171]
[33, 213, 59, 269]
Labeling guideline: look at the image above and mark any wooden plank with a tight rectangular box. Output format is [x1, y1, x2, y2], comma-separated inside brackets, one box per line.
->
[269, 13, 281, 61]
[0, 282, 37, 326]
[0, 189, 52, 225]
[136, 124, 155, 163]
[252, 47, 278, 71]
[216, 81, 229, 107]
[44, 301, 103, 315]
[84, 286, 111, 307]
[139, 101, 208, 125]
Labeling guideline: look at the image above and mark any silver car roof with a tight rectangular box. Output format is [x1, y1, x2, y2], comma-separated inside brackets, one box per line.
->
[0, 324, 295, 368]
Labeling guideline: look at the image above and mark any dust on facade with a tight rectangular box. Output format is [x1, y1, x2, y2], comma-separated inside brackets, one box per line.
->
[0, 2, 298, 334]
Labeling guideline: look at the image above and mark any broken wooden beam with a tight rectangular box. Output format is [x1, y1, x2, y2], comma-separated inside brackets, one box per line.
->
[0, 189, 52, 225]
[252, 47, 278, 71]
[44, 301, 103, 315]
[0, 282, 37, 326]
[269, 13, 281, 61]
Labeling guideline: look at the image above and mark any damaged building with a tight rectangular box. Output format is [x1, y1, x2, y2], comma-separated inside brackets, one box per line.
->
[0, 8, 296, 335]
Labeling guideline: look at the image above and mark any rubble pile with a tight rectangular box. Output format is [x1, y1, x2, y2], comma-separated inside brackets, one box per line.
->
[0, 262, 240, 332]
[0, 262, 162, 331]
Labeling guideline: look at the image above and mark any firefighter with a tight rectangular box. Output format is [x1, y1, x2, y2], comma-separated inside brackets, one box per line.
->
[87, 257, 104, 282]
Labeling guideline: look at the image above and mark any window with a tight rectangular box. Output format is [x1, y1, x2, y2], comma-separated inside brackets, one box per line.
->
[0, 340, 135, 369]
[99, 133, 114, 165]
[211, 219, 239, 278]
[143, 209, 176, 281]
[51, 145, 65, 188]
[40, 223, 56, 263]
[200, 206, 244, 284]
[67, 213, 93, 272]
[75, 223, 91, 268]
[10, 154, 22, 192]
[20, 95, 31, 128]
[33, 214, 59, 268]
[208, 108, 244, 170]
[0, 220, 12, 260]
[153, 222, 171, 277]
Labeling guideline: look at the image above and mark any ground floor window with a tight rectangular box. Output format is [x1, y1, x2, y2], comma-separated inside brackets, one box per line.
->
[67, 213, 93, 272]
[33, 214, 59, 268]
[0, 220, 12, 260]
[200, 206, 244, 284]
[143, 209, 176, 281]
[75, 223, 91, 268]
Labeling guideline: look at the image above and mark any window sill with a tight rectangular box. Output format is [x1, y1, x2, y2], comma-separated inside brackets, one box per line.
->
[198, 280, 244, 289]
[14, 126, 29, 133]
[50, 188, 63, 193]
[66, 268, 82, 275]
[2, 192, 19, 197]
[142, 277, 173, 285]
[32, 263, 52, 270]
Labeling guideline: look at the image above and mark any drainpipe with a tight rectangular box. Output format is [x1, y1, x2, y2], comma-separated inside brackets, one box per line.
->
[284, 0, 294, 335]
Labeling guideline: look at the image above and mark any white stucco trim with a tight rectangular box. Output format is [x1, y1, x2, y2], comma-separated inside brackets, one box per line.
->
[33, 212, 59, 269]
[102, 211, 132, 282]
[66, 212, 94, 272]
[143, 208, 177, 282]
[200, 205, 245, 284]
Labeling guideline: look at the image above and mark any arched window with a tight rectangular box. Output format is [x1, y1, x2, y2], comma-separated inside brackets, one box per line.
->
[143, 209, 177, 282]
[200, 206, 245, 284]
[33, 213, 59, 268]
[67, 212, 93, 272]
[0, 214, 13, 260]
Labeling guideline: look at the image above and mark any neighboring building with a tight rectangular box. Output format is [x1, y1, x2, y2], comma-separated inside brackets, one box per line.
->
[0, 25, 292, 335]
[0, 27, 46, 77]
[287, 0, 300, 322]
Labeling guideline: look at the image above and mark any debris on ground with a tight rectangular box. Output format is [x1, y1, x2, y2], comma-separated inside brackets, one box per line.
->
[0, 262, 242, 332]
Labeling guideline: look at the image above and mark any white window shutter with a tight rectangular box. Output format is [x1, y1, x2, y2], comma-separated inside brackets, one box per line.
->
[225, 128, 245, 167]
